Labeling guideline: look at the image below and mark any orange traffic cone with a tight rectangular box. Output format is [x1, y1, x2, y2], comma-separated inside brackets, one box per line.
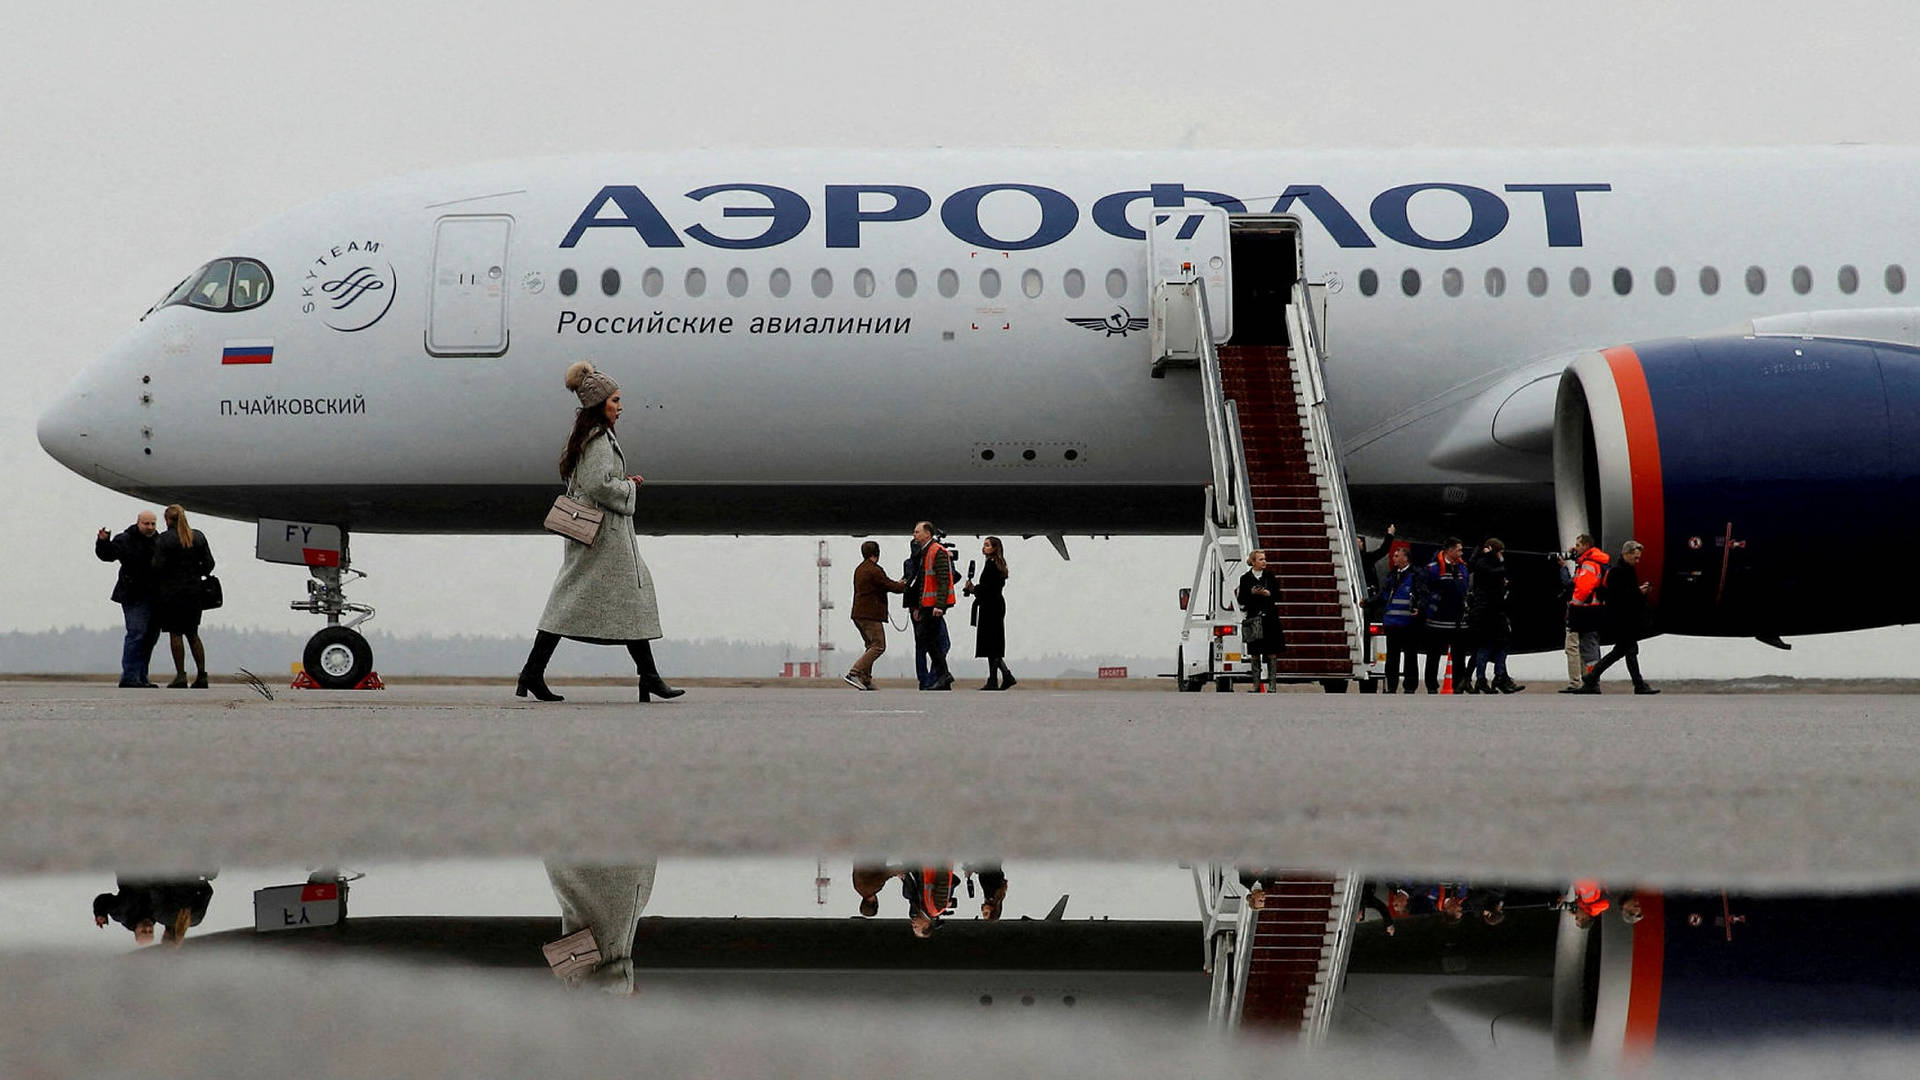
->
[1441, 653, 1454, 694]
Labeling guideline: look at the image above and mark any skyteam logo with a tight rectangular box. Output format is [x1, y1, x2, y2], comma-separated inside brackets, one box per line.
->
[301, 240, 396, 333]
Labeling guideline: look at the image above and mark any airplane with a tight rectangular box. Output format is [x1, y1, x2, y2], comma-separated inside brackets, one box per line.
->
[37, 148, 1920, 684]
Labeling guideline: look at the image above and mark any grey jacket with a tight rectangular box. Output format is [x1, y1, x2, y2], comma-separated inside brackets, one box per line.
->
[538, 429, 662, 641]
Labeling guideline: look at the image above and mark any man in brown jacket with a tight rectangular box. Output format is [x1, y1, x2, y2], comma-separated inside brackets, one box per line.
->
[844, 540, 906, 690]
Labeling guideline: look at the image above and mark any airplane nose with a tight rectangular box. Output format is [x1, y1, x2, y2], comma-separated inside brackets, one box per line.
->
[37, 382, 93, 477]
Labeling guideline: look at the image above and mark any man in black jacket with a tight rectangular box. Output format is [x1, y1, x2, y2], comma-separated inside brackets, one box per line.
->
[94, 511, 160, 688]
[1580, 540, 1659, 694]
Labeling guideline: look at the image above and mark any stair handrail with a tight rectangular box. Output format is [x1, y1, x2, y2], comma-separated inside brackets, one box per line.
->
[1289, 282, 1368, 675]
[1303, 871, 1364, 1043]
[1189, 281, 1237, 530]
[1222, 398, 1258, 560]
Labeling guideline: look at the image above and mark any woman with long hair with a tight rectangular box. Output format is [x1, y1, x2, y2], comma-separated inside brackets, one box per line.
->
[963, 536, 1015, 690]
[516, 361, 682, 704]
[151, 504, 213, 688]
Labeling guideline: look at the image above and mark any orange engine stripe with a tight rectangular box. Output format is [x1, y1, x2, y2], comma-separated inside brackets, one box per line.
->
[1623, 890, 1665, 1056]
[1601, 347, 1665, 605]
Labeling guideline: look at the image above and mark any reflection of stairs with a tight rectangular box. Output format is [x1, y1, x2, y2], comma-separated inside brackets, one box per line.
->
[1239, 874, 1349, 1035]
[1218, 345, 1357, 679]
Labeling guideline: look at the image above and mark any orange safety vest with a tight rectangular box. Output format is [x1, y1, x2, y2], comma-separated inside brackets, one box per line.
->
[919, 541, 956, 608]
[1572, 879, 1611, 918]
[1570, 549, 1611, 607]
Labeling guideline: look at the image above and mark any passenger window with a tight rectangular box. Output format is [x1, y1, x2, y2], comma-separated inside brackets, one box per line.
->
[1745, 266, 1766, 295]
[811, 269, 833, 298]
[896, 269, 917, 298]
[188, 260, 234, 309]
[1699, 266, 1720, 295]
[854, 268, 876, 298]
[1887, 264, 1907, 294]
[1358, 269, 1379, 297]
[727, 268, 748, 298]
[1839, 265, 1860, 294]
[1612, 267, 1632, 296]
[1483, 268, 1505, 297]
[1654, 267, 1675, 295]
[1791, 265, 1812, 295]
[685, 268, 706, 297]
[558, 268, 578, 297]
[231, 260, 272, 309]
[938, 269, 960, 298]
[642, 268, 663, 298]
[1105, 268, 1127, 299]
[1569, 267, 1591, 297]
[980, 269, 1002, 299]
[1400, 268, 1421, 297]
[601, 268, 621, 297]
[1441, 268, 1463, 297]
[1063, 269, 1086, 299]
[1021, 269, 1043, 299]
[1526, 268, 1548, 296]
[770, 268, 791, 298]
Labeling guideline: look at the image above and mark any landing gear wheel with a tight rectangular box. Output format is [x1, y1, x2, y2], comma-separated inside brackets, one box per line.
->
[304, 627, 373, 689]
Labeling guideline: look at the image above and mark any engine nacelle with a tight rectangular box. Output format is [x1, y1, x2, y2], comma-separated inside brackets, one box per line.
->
[1554, 332, 1920, 636]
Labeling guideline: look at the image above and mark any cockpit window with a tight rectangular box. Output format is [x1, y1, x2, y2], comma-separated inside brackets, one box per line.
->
[160, 257, 274, 313]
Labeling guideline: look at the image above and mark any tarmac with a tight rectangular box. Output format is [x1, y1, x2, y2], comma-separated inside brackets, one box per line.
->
[5, 680, 1919, 886]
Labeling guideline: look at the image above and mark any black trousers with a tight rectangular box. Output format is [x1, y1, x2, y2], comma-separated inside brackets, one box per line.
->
[1383, 627, 1419, 692]
[1423, 628, 1471, 692]
[523, 630, 661, 677]
[1588, 638, 1642, 684]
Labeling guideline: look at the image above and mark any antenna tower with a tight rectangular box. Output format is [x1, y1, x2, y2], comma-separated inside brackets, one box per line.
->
[816, 540, 835, 676]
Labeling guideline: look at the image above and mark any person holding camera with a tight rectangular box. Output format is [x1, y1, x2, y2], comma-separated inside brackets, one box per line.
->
[1560, 534, 1610, 693]
[911, 521, 955, 691]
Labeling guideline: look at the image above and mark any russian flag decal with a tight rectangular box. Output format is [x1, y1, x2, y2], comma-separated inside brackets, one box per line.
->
[222, 339, 274, 365]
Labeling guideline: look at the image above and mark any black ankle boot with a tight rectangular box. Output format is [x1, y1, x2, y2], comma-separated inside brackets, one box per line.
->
[639, 674, 684, 703]
[516, 670, 564, 702]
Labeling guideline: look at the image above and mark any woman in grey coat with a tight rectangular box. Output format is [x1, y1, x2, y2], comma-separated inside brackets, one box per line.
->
[516, 361, 683, 704]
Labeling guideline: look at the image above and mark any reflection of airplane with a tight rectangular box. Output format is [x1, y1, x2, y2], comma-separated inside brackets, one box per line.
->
[181, 881, 1920, 1065]
[38, 149, 1920, 680]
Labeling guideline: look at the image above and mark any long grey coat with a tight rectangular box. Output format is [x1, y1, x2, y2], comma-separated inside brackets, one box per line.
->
[539, 429, 663, 641]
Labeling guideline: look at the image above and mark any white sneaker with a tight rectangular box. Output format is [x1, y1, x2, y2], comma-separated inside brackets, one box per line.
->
[842, 673, 864, 690]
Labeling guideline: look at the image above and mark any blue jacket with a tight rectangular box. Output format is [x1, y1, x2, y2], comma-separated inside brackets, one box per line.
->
[1380, 564, 1429, 629]
[1423, 556, 1469, 631]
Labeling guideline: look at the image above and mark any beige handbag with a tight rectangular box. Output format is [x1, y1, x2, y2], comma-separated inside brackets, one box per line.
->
[544, 481, 603, 546]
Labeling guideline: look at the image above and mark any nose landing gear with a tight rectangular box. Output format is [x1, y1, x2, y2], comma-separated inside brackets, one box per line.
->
[260, 519, 382, 689]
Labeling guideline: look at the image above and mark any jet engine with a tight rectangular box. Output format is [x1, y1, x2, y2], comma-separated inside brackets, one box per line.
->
[1552, 320, 1920, 638]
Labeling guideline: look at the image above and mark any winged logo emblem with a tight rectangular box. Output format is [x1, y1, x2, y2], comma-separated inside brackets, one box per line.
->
[1066, 307, 1151, 337]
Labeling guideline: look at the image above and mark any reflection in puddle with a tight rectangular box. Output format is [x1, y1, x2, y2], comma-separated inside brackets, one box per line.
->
[13, 860, 1920, 1067]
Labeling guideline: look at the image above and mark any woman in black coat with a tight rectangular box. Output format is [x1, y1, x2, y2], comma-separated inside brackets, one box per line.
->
[1236, 549, 1286, 692]
[151, 504, 213, 688]
[963, 536, 1015, 690]
[1464, 538, 1522, 694]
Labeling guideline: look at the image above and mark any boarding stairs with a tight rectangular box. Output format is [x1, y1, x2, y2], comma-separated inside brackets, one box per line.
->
[1165, 265, 1370, 687]
[1195, 865, 1362, 1037]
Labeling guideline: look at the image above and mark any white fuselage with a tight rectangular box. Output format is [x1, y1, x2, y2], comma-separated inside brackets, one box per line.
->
[39, 147, 1920, 538]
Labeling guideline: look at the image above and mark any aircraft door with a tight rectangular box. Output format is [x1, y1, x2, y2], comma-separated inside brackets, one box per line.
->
[427, 215, 511, 357]
[1147, 205, 1232, 342]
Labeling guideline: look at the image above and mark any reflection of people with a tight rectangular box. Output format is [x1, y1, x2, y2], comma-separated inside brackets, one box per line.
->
[972, 863, 1008, 920]
[901, 865, 958, 938]
[93, 874, 215, 947]
[851, 864, 900, 917]
[95, 510, 161, 688]
[844, 543, 905, 691]
[152, 505, 213, 689]
[963, 537, 1014, 691]
[1236, 551, 1285, 693]
[520, 362, 683, 705]
[543, 860, 657, 994]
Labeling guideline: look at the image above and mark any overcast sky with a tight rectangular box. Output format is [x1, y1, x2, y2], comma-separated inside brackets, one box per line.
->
[4, 1, 1917, 679]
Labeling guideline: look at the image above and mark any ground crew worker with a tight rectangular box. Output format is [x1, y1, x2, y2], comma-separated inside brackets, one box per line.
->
[911, 521, 955, 691]
[1561, 535, 1610, 693]
[1378, 542, 1426, 694]
[1422, 538, 1470, 693]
